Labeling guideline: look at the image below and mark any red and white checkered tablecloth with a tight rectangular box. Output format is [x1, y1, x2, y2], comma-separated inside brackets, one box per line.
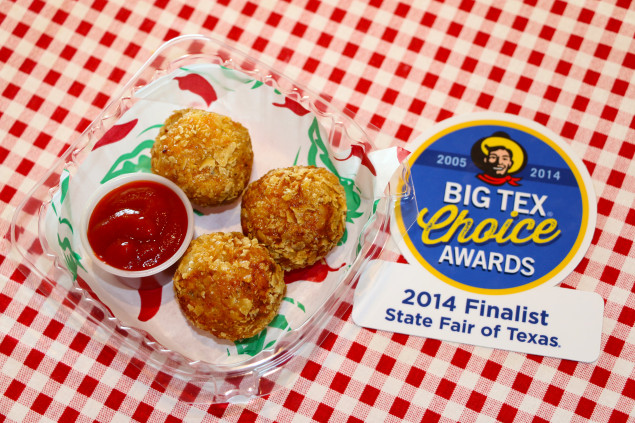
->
[1, 0, 634, 421]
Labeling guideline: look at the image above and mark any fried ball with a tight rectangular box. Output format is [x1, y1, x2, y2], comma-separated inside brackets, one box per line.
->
[241, 165, 347, 271]
[151, 108, 253, 207]
[173, 232, 285, 341]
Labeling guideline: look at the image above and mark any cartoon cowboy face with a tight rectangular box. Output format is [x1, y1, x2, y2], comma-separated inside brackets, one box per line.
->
[483, 146, 514, 177]
[471, 132, 527, 187]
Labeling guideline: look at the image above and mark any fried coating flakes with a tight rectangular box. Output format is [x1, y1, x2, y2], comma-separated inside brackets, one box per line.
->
[241, 165, 347, 271]
[151, 108, 253, 207]
[173, 232, 285, 341]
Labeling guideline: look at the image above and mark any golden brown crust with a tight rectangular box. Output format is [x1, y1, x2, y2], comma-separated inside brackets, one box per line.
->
[241, 165, 347, 271]
[151, 109, 253, 207]
[173, 232, 285, 341]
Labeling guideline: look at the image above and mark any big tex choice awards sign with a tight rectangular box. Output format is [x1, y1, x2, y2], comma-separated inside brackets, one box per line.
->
[353, 113, 603, 362]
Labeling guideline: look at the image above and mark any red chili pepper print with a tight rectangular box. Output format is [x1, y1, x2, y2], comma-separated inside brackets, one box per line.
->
[284, 260, 346, 284]
[334, 143, 377, 176]
[93, 119, 138, 150]
[174, 74, 217, 106]
[272, 96, 311, 116]
[137, 277, 163, 322]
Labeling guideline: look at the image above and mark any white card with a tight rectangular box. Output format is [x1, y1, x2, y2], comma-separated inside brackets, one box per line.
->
[353, 261, 603, 362]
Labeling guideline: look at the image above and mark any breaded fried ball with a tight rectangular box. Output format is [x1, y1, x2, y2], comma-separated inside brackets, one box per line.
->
[151, 109, 253, 207]
[173, 232, 285, 341]
[241, 165, 347, 271]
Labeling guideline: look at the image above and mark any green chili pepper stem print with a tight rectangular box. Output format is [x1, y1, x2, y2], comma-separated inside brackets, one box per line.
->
[233, 298, 304, 357]
[58, 234, 86, 280]
[54, 170, 86, 282]
[59, 172, 69, 204]
[293, 147, 301, 166]
[307, 118, 364, 245]
[283, 297, 306, 312]
[58, 217, 73, 233]
[139, 124, 163, 136]
[101, 139, 154, 183]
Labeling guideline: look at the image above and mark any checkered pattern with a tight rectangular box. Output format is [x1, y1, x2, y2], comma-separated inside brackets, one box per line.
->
[1, 0, 634, 421]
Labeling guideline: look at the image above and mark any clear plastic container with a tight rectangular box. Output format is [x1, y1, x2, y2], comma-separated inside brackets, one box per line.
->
[10, 34, 414, 403]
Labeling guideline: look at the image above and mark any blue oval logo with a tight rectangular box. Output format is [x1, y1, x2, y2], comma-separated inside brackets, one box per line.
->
[394, 114, 596, 294]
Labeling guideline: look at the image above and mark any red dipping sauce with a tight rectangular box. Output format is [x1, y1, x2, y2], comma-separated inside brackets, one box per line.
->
[87, 180, 189, 271]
